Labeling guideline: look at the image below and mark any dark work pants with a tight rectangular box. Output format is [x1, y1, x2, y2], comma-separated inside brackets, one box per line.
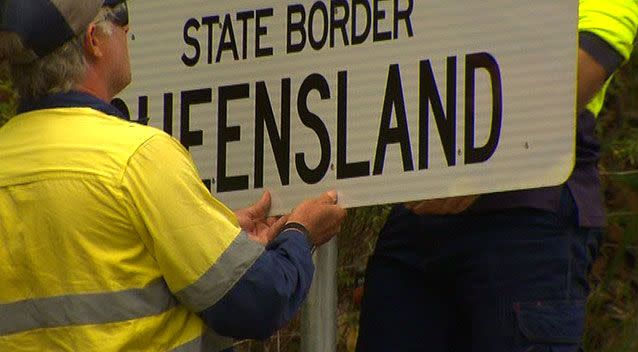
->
[356, 190, 602, 352]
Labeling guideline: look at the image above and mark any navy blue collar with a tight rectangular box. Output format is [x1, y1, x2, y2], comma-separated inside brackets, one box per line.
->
[18, 91, 127, 120]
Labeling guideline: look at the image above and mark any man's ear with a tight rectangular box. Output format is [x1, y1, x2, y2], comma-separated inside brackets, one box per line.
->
[84, 23, 104, 60]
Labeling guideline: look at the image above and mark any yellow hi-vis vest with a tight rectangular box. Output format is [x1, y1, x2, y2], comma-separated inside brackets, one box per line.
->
[0, 107, 264, 351]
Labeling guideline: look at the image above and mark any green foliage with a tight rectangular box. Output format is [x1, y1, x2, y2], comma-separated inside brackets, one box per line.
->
[584, 47, 638, 351]
[610, 172, 638, 191]
[0, 63, 16, 126]
[335, 205, 392, 351]
[611, 136, 638, 168]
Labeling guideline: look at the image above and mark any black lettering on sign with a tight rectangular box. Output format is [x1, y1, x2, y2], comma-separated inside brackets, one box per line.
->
[180, 88, 211, 150]
[182, 18, 201, 67]
[373, 0, 391, 42]
[202, 15, 220, 64]
[236, 11, 255, 60]
[309, 1, 329, 50]
[138, 96, 149, 125]
[255, 8, 274, 57]
[330, 0, 350, 48]
[465, 52, 502, 165]
[218, 84, 250, 192]
[337, 71, 370, 179]
[287, 4, 306, 53]
[419, 57, 457, 169]
[295, 74, 332, 184]
[163, 93, 173, 135]
[351, 0, 371, 45]
[217, 14, 239, 63]
[373, 64, 414, 175]
[202, 179, 212, 192]
[255, 79, 291, 188]
[393, 0, 414, 39]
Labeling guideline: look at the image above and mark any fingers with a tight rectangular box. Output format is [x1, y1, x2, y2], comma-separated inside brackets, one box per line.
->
[318, 190, 338, 204]
[317, 204, 347, 243]
[442, 198, 459, 213]
[455, 195, 478, 213]
[405, 195, 478, 215]
[266, 214, 288, 227]
[409, 199, 440, 215]
[286, 190, 347, 246]
[265, 216, 289, 243]
[271, 216, 288, 232]
[265, 216, 278, 227]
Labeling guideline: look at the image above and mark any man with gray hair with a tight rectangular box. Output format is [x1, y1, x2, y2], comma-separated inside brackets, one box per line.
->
[0, 1, 346, 351]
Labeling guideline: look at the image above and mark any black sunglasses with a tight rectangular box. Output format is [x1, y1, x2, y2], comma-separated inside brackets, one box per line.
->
[105, 1, 129, 27]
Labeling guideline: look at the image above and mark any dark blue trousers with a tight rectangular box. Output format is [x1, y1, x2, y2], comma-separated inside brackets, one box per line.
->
[356, 190, 601, 352]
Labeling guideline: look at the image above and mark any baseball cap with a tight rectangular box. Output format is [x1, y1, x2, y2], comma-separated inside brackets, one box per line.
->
[0, 0, 123, 60]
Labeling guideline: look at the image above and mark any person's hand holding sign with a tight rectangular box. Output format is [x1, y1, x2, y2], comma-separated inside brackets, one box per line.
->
[235, 190, 288, 246]
[404, 195, 479, 215]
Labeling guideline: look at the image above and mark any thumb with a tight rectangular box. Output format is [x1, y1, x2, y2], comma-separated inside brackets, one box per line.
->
[253, 190, 272, 215]
[318, 190, 338, 204]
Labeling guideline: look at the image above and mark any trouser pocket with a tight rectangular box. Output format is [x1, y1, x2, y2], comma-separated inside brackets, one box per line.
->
[514, 300, 585, 352]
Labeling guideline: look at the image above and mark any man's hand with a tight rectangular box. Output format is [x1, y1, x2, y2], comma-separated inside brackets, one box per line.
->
[404, 195, 479, 215]
[235, 191, 288, 246]
[287, 190, 347, 246]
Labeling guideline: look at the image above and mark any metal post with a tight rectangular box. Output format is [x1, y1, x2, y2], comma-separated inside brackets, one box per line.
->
[300, 237, 338, 352]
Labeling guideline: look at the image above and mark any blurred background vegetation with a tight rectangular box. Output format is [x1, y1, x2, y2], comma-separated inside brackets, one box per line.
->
[1, 49, 638, 351]
[0, 63, 15, 127]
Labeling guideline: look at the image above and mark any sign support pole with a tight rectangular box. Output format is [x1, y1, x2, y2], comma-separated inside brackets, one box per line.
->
[301, 237, 338, 352]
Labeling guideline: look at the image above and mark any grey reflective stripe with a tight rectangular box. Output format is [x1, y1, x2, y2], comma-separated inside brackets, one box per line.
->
[175, 231, 265, 312]
[0, 279, 177, 336]
[170, 330, 234, 352]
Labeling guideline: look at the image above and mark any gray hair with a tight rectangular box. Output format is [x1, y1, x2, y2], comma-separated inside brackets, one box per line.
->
[0, 7, 114, 101]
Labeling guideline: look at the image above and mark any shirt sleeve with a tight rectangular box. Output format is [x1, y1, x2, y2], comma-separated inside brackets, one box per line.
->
[119, 133, 315, 339]
[579, 0, 638, 62]
[578, 0, 638, 116]
[580, 31, 625, 76]
[120, 133, 264, 307]
[199, 229, 315, 340]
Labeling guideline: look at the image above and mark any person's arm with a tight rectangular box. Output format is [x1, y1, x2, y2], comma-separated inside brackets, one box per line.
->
[577, 47, 612, 115]
[198, 227, 313, 339]
[578, 0, 638, 114]
[120, 133, 344, 340]
[200, 190, 344, 339]
[577, 31, 625, 114]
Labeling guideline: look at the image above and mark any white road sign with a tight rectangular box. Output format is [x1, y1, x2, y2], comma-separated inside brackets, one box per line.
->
[116, 0, 578, 213]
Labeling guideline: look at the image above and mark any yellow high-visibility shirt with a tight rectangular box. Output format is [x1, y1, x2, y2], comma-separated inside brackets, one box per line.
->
[0, 100, 264, 351]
